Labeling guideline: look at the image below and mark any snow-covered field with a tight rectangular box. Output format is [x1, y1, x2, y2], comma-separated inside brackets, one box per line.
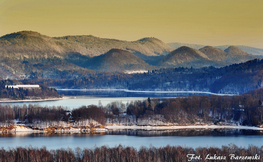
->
[124, 70, 148, 74]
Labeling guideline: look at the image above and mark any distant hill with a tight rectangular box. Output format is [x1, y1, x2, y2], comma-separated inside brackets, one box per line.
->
[225, 46, 249, 56]
[199, 46, 256, 66]
[167, 42, 204, 50]
[54, 35, 173, 57]
[157, 45, 257, 68]
[199, 46, 228, 61]
[158, 46, 212, 68]
[224, 46, 255, 63]
[161, 44, 257, 68]
[85, 49, 154, 72]
[168, 42, 263, 56]
[218, 45, 263, 56]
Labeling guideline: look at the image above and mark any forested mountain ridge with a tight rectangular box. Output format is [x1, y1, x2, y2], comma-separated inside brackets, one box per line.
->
[30, 59, 263, 94]
[0, 31, 173, 59]
[0, 31, 171, 77]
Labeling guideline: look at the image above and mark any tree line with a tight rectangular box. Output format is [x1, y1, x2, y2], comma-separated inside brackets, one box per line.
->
[121, 87, 263, 126]
[126, 92, 263, 126]
[0, 144, 262, 162]
[0, 105, 106, 126]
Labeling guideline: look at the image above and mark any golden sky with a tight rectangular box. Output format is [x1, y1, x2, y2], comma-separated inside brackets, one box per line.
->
[0, 0, 262, 48]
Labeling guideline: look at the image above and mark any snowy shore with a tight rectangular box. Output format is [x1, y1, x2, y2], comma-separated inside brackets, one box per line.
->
[0, 125, 106, 134]
[2, 124, 263, 135]
[105, 125, 263, 131]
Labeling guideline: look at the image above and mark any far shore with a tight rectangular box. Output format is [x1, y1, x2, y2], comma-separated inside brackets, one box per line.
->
[56, 88, 235, 96]
[0, 97, 66, 103]
[1, 124, 263, 134]
[105, 125, 263, 131]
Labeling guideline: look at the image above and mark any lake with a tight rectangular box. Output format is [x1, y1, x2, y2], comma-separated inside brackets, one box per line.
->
[0, 90, 261, 150]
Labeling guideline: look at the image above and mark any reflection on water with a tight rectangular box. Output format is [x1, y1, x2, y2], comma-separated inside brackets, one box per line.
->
[2, 129, 262, 137]
[0, 129, 263, 150]
[106, 129, 263, 136]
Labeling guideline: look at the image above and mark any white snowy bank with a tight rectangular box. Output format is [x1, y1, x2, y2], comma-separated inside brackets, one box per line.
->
[106, 125, 263, 130]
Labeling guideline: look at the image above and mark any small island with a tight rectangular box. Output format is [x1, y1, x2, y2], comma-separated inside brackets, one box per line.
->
[0, 79, 61, 102]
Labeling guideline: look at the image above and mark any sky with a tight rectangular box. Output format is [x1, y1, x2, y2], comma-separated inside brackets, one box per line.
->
[0, 0, 262, 48]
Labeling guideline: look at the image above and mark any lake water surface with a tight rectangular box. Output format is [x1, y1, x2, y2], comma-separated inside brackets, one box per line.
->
[0, 129, 262, 150]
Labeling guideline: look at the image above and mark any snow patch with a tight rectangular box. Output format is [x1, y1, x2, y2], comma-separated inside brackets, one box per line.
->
[14, 125, 34, 132]
[124, 70, 148, 74]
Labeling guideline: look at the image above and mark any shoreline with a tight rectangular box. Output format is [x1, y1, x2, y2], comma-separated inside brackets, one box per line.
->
[56, 88, 235, 96]
[105, 125, 263, 130]
[0, 97, 65, 103]
[1, 124, 263, 134]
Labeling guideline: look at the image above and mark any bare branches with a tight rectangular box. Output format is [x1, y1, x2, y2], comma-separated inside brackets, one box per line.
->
[0, 145, 262, 162]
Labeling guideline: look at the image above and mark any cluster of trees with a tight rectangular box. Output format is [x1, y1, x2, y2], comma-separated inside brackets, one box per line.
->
[0, 104, 106, 126]
[120, 87, 263, 126]
[72, 105, 106, 125]
[0, 80, 60, 99]
[126, 92, 263, 126]
[0, 144, 262, 162]
[0, 105, 65, 123]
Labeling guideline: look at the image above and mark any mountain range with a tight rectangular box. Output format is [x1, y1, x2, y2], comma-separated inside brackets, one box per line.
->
[0, 31, 261, 79]
[168, 42, 263, 56]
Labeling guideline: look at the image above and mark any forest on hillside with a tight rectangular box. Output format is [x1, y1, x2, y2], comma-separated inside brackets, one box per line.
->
[29, 59, 263, 94]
